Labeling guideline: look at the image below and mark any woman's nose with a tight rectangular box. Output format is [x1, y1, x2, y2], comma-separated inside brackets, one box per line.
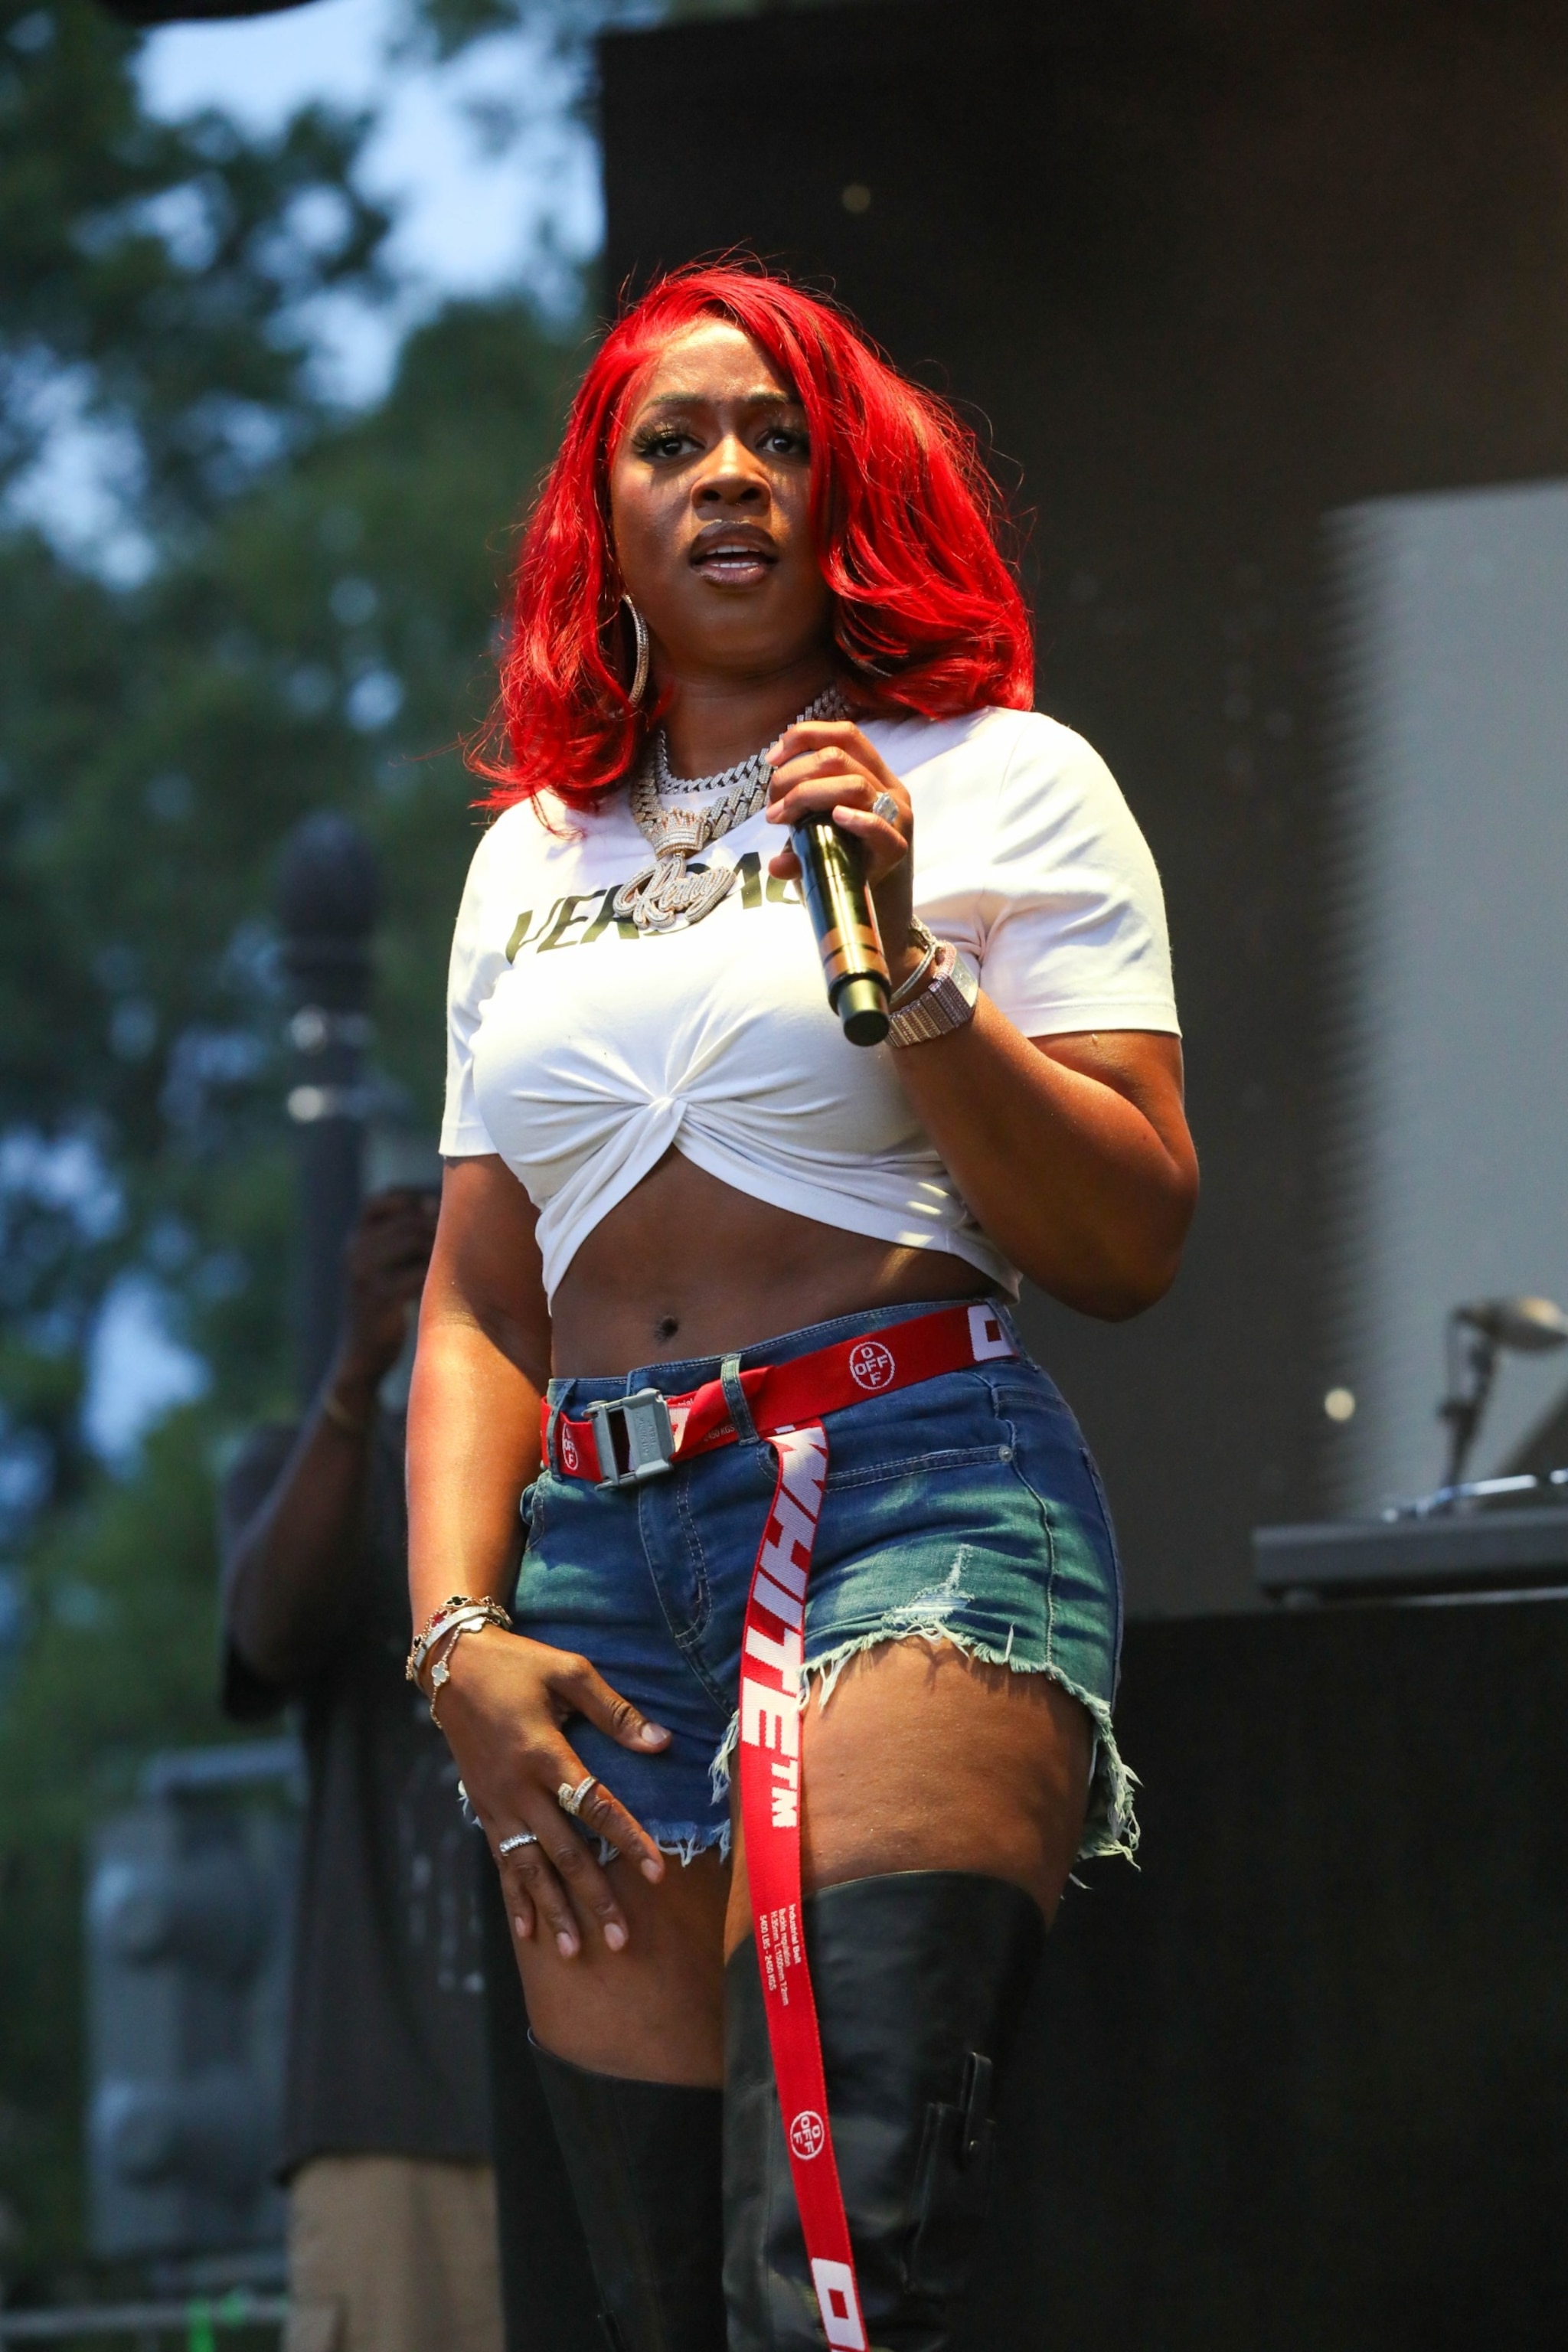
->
[693, 436, 769, 506]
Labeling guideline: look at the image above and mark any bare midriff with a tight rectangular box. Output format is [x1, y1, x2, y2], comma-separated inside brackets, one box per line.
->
[549, 1149, 992, 1380]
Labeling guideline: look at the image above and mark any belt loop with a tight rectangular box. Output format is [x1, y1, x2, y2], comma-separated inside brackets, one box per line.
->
[541, 1395, 561, 1474]
[719, 1353, 759, 1446]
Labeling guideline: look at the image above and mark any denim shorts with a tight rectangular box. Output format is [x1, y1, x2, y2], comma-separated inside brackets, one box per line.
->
[516, 1299, 1134, 1867]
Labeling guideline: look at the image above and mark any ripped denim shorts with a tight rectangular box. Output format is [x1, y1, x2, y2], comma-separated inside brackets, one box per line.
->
[517, 1298, 1134, 1867]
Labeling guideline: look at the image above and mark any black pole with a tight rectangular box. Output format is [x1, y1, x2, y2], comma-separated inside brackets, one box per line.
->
[275, 813, 380, 1409]
[1439, 1311, 1499, 1491]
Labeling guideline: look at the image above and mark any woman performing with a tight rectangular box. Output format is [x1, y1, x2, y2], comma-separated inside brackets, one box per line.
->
[407, 264, 1196, 2352]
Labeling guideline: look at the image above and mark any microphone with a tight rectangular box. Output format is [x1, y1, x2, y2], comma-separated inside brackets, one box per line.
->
[789, 816, 891, 1047]
[1455, 1296, 1568, 1353]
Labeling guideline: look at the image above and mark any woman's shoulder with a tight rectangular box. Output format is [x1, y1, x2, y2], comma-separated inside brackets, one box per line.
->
[462, 789, 606, 888]
[472, 792, 566, 858]
[864, 704, 1118, 810]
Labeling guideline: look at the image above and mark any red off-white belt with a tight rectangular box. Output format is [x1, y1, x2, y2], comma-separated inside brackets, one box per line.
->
[544, 1298, 1017, 2351]
[544, 1298, 1015, 1491]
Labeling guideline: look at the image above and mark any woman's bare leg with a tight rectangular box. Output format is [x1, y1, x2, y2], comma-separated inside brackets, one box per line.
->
[514, 1845, 730, 2085]
[514, 1637, 1089, 2088]
[724, 1636, 1093, 1955]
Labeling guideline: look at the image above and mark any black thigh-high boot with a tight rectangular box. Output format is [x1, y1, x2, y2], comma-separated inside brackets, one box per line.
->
[724, 1872, 1044, 2352]
[532, 2040, 728, 2352]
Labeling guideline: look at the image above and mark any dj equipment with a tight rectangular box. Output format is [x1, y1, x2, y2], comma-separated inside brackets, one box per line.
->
[1255, 1498, 1568, 1602]
[1439, 1296, 1568, 1487]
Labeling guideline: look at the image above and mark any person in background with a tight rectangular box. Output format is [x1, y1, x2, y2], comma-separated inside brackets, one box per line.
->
[220, 1187, 505, 2352]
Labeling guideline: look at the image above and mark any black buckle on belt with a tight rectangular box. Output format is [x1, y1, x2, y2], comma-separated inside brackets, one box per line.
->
[586, 1388, 675, 1491]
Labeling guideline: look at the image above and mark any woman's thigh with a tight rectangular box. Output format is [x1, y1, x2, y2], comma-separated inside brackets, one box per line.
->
[517, 1639, 1088, 2079]
[516, 1844, 731, 2086]
[724, 1638, 1093, 1960]
[518, 1319, 1116, 2075]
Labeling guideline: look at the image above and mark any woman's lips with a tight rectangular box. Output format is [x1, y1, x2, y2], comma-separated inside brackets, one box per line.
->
[690, 542, 776, 585]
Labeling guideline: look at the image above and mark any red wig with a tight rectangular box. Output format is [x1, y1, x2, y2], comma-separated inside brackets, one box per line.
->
[475, 263, 1034, 808]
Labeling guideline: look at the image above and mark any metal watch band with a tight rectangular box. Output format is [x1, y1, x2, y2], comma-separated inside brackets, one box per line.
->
[887, 942, 979, 1044]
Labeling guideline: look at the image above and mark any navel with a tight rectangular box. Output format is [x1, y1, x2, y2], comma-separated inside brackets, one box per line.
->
[654, 1315, 680, 1345]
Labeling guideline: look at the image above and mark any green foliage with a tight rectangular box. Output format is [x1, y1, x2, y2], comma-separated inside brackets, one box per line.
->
[184, 291, 582, 1160]
[0, 0, 389, 531]
[0, 0, 585, 2286]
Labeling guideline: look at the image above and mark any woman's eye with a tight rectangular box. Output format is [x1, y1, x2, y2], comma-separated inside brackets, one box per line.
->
[642, 433, 688, 459]
[761, 428, 808, 456]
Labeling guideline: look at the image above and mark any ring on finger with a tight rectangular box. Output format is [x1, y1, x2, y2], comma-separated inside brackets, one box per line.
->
[871, 789, 900, 826]
[498, 1831, 538, 1855]
[557, 1774, 597, 1819]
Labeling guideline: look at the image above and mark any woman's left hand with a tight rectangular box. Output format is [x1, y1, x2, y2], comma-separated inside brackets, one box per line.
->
[765, 719, 920, 991]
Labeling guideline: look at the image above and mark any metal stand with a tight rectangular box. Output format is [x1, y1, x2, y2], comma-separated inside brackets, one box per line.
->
[1438, 1312, 1499, 1488]
[274, 814, 379, 1407]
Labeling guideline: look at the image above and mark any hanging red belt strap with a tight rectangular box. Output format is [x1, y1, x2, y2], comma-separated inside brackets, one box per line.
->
[740, 1419, 864, 2347]
[542, 1299, 1017, 2348]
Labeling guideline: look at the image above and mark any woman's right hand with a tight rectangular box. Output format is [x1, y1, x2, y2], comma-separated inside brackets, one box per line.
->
[436, 1625, 672, 1958]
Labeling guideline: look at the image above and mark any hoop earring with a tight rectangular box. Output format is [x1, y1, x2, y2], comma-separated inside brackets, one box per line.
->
[622, 596, 649, 709]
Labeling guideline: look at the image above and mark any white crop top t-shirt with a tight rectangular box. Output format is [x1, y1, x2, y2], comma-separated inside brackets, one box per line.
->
[440, 707, 1180, 1304]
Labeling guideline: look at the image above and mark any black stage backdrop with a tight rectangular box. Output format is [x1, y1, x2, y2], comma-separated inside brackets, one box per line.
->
[580, 10, 1568, 2342]
[600, 0, 1568, 1617]
[485, 1601, 1568, 2350]
[958, 1597, 1568, 2351]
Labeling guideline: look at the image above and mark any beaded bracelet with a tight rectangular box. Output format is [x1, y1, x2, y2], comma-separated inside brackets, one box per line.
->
[406, 1595, 512, 1687]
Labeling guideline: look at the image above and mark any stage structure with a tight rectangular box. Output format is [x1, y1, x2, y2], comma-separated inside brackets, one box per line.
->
[601, 0, 1568, 1611]
[1321, 483, 1568, 1508]
[594, 8, 1568, 2344]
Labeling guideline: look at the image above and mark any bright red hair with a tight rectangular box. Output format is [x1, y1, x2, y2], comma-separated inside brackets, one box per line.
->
[475, 263, 1034, 808]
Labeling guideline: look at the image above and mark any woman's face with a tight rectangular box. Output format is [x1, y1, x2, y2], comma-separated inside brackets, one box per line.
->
[608, 319, 833, 684]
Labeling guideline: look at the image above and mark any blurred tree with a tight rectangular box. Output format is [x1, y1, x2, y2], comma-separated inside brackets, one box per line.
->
[0, 0, 581, 2284]
[0, 0, 389, 537]
[0, 0, 391, 1517]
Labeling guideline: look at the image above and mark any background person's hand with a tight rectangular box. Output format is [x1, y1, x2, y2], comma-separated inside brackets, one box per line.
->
[330, 1186, 439, 1414]
[763, 717, 919, 988]
[434, 1626, 671, 1957]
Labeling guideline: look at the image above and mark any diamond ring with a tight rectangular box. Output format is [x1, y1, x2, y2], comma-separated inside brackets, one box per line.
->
[557, 1775, 597, 1818]
[871, 790, 900, 827]
[498, 1831, 537, 1855]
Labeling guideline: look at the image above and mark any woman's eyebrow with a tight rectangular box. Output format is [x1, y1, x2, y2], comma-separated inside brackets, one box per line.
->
[632, 390, 803, 421]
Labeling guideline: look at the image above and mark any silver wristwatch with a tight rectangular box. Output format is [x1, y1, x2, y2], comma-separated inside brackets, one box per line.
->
[888, 923, 979, 1045]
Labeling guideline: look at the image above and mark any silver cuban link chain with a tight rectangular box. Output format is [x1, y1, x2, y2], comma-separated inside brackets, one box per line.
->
[612, 684, 848, 935]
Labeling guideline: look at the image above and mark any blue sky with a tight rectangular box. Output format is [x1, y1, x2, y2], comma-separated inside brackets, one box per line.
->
[138, 0, 606, 401]
[8, 0, 610, 578]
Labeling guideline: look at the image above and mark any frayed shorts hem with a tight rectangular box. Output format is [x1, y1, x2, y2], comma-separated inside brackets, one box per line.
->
[645, 1818, 732, 1866]
[707, 1626, 1139, 1868]
[521, 1301, 1131, 1873]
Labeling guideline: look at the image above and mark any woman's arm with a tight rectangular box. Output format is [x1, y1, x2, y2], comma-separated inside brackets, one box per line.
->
[765, 718, 1198, 1317]
[890, 1019, 1194, 1319]
[407, 1155, 671, 1959]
